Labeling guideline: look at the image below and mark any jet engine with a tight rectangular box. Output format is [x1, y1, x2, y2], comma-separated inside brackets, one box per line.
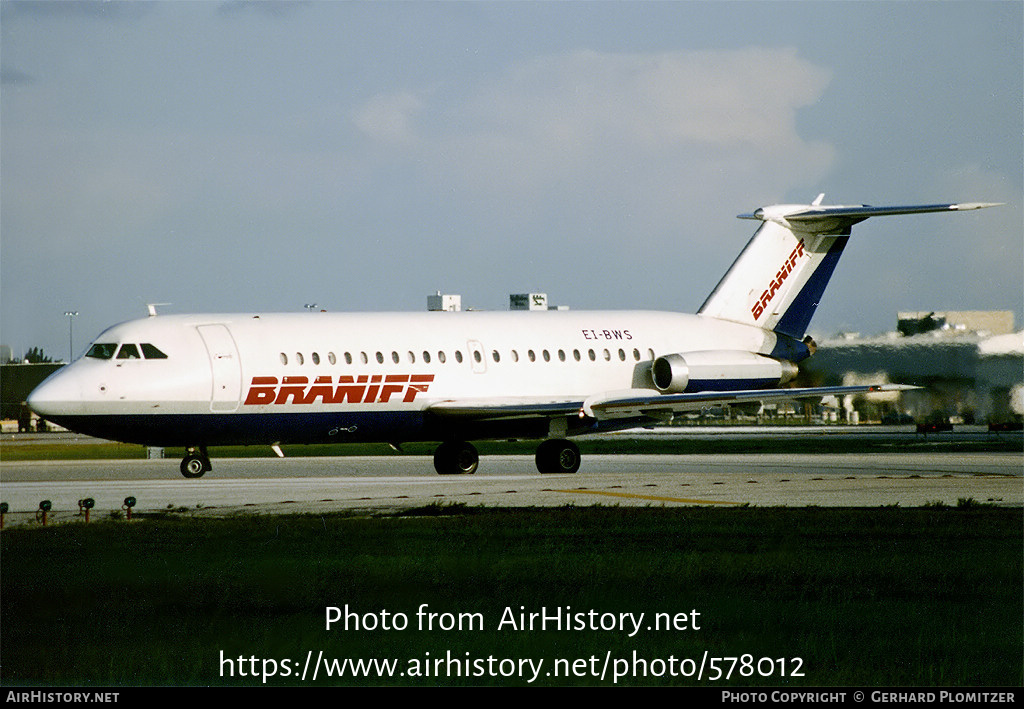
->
[651, 350, 798, 394]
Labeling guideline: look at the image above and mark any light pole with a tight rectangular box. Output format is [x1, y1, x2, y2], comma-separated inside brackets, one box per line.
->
[64, 311, 78, 362]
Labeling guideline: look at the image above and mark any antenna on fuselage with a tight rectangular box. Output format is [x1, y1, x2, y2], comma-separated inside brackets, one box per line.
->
[146, 303, 171, 317]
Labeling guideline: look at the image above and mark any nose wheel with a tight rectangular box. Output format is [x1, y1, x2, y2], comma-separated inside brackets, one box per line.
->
[180, 448, 212, 478]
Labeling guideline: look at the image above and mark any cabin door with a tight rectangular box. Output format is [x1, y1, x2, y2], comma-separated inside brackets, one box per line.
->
[197, 324, 242, 412]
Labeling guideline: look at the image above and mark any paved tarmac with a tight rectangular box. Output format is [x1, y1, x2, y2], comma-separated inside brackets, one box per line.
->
[2, 449, 1020, 528]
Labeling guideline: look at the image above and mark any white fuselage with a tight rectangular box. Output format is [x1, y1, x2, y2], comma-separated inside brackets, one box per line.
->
[25, 197, 992, 475]
[28, 309, 785, 447]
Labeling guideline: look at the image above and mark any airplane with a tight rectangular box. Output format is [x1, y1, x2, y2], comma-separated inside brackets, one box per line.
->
[27, 196, 999, 478]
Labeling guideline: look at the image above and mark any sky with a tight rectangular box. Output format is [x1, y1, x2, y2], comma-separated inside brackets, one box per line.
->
[2, 0, 1021, 362]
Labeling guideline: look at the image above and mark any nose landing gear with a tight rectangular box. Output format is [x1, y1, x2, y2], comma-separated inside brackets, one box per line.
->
[180, 447, 211, 478]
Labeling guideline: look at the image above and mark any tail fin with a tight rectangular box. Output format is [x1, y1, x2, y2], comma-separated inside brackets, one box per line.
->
[697, 198, 999, 339]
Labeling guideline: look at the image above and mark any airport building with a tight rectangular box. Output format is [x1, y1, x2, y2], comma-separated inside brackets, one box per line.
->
[805, 311, 1023, 423]
[427, 292, 569, 312]
[427, 292, 462, 312]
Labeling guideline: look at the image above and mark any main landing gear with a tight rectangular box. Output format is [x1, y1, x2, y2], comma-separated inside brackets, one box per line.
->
[433, 441, 480, 475]
[431, 439, 581, 475]
[180, 447, 211, 478]
[535, 439, 581, 474]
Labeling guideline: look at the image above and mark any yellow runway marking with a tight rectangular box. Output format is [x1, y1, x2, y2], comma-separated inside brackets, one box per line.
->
[553, 489, 739, 505]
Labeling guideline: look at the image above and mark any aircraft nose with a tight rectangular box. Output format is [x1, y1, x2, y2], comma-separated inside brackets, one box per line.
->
[27, 369, 84, 417]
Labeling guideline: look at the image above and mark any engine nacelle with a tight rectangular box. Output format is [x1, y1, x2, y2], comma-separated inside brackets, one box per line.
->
[651, 350, 798, 394]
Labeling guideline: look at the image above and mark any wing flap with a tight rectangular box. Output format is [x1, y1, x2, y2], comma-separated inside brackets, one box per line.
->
[426, 398, 583, 422]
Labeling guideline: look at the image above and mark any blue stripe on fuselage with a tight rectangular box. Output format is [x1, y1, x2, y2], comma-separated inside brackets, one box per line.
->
[42, 411, 429, 447]
[40, 410, 604, 447]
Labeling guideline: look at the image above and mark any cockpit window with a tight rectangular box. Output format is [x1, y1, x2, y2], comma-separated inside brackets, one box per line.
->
[86, 343, 117, 359]
[86, 342, 166, 360]
[116, 344, 141, 360]
[141, 343, 168, 359]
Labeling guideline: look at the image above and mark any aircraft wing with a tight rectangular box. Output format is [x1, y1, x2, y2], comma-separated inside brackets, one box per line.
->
[583, 384, 918, 421]
[425, 384, 917, 424]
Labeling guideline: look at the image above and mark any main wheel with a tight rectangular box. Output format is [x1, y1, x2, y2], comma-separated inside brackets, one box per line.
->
[433, 441, 479, 475]
[180, 453, 210, 478]
[535, 439, 581, 474]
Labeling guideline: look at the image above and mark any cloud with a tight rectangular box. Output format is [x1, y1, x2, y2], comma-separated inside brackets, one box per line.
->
[340, 47, 842, 315]
[352, 92, 423, 146]
[465, 47, 831, 148]
[351, 48, 835, 212]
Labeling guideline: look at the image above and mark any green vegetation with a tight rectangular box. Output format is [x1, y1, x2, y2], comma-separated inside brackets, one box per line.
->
[20, 347, 55, 364]
[2, 506, 1020, 686]
[3, 433, 1021, 462]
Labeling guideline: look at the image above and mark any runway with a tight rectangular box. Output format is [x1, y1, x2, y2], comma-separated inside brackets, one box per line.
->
[2, 451, 1020, 527]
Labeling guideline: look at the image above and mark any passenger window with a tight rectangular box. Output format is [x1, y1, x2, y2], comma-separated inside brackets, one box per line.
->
[492, 350, 500, 363]
[312, 352, 321, 365]
[116, 344, 141, 360]
[455, 351, 463, 363]
[86, 343, 117, 360]
[542, 350, 551, 362]
[633, 348, 640, 361]
[328, 352, 337, 365]
[141, 343, 168, 359]
[438, 351, 446, 364]
[528, 350, 536, 362]
[618, 349, 626, 361]
[557, 349, 566, 362]
[391, 351, 400, 364]
[423, 351, 431, 364]
[588, 349, 596, 361]
[296, 352, 305, 365]
[511, 350, 519, 362]
[376, 352, 384, 364]
[280, 353, 288, 365]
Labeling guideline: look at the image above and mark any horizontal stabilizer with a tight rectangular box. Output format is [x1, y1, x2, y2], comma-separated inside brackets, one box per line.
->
[739, 202, 1002, 223]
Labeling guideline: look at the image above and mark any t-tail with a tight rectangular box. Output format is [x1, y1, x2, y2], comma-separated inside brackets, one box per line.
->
[698, 196, 1000, 339]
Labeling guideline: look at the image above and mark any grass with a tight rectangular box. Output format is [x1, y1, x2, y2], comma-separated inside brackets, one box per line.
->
[2, 505, 1021, 686]
[3, 433, 1021, 462]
